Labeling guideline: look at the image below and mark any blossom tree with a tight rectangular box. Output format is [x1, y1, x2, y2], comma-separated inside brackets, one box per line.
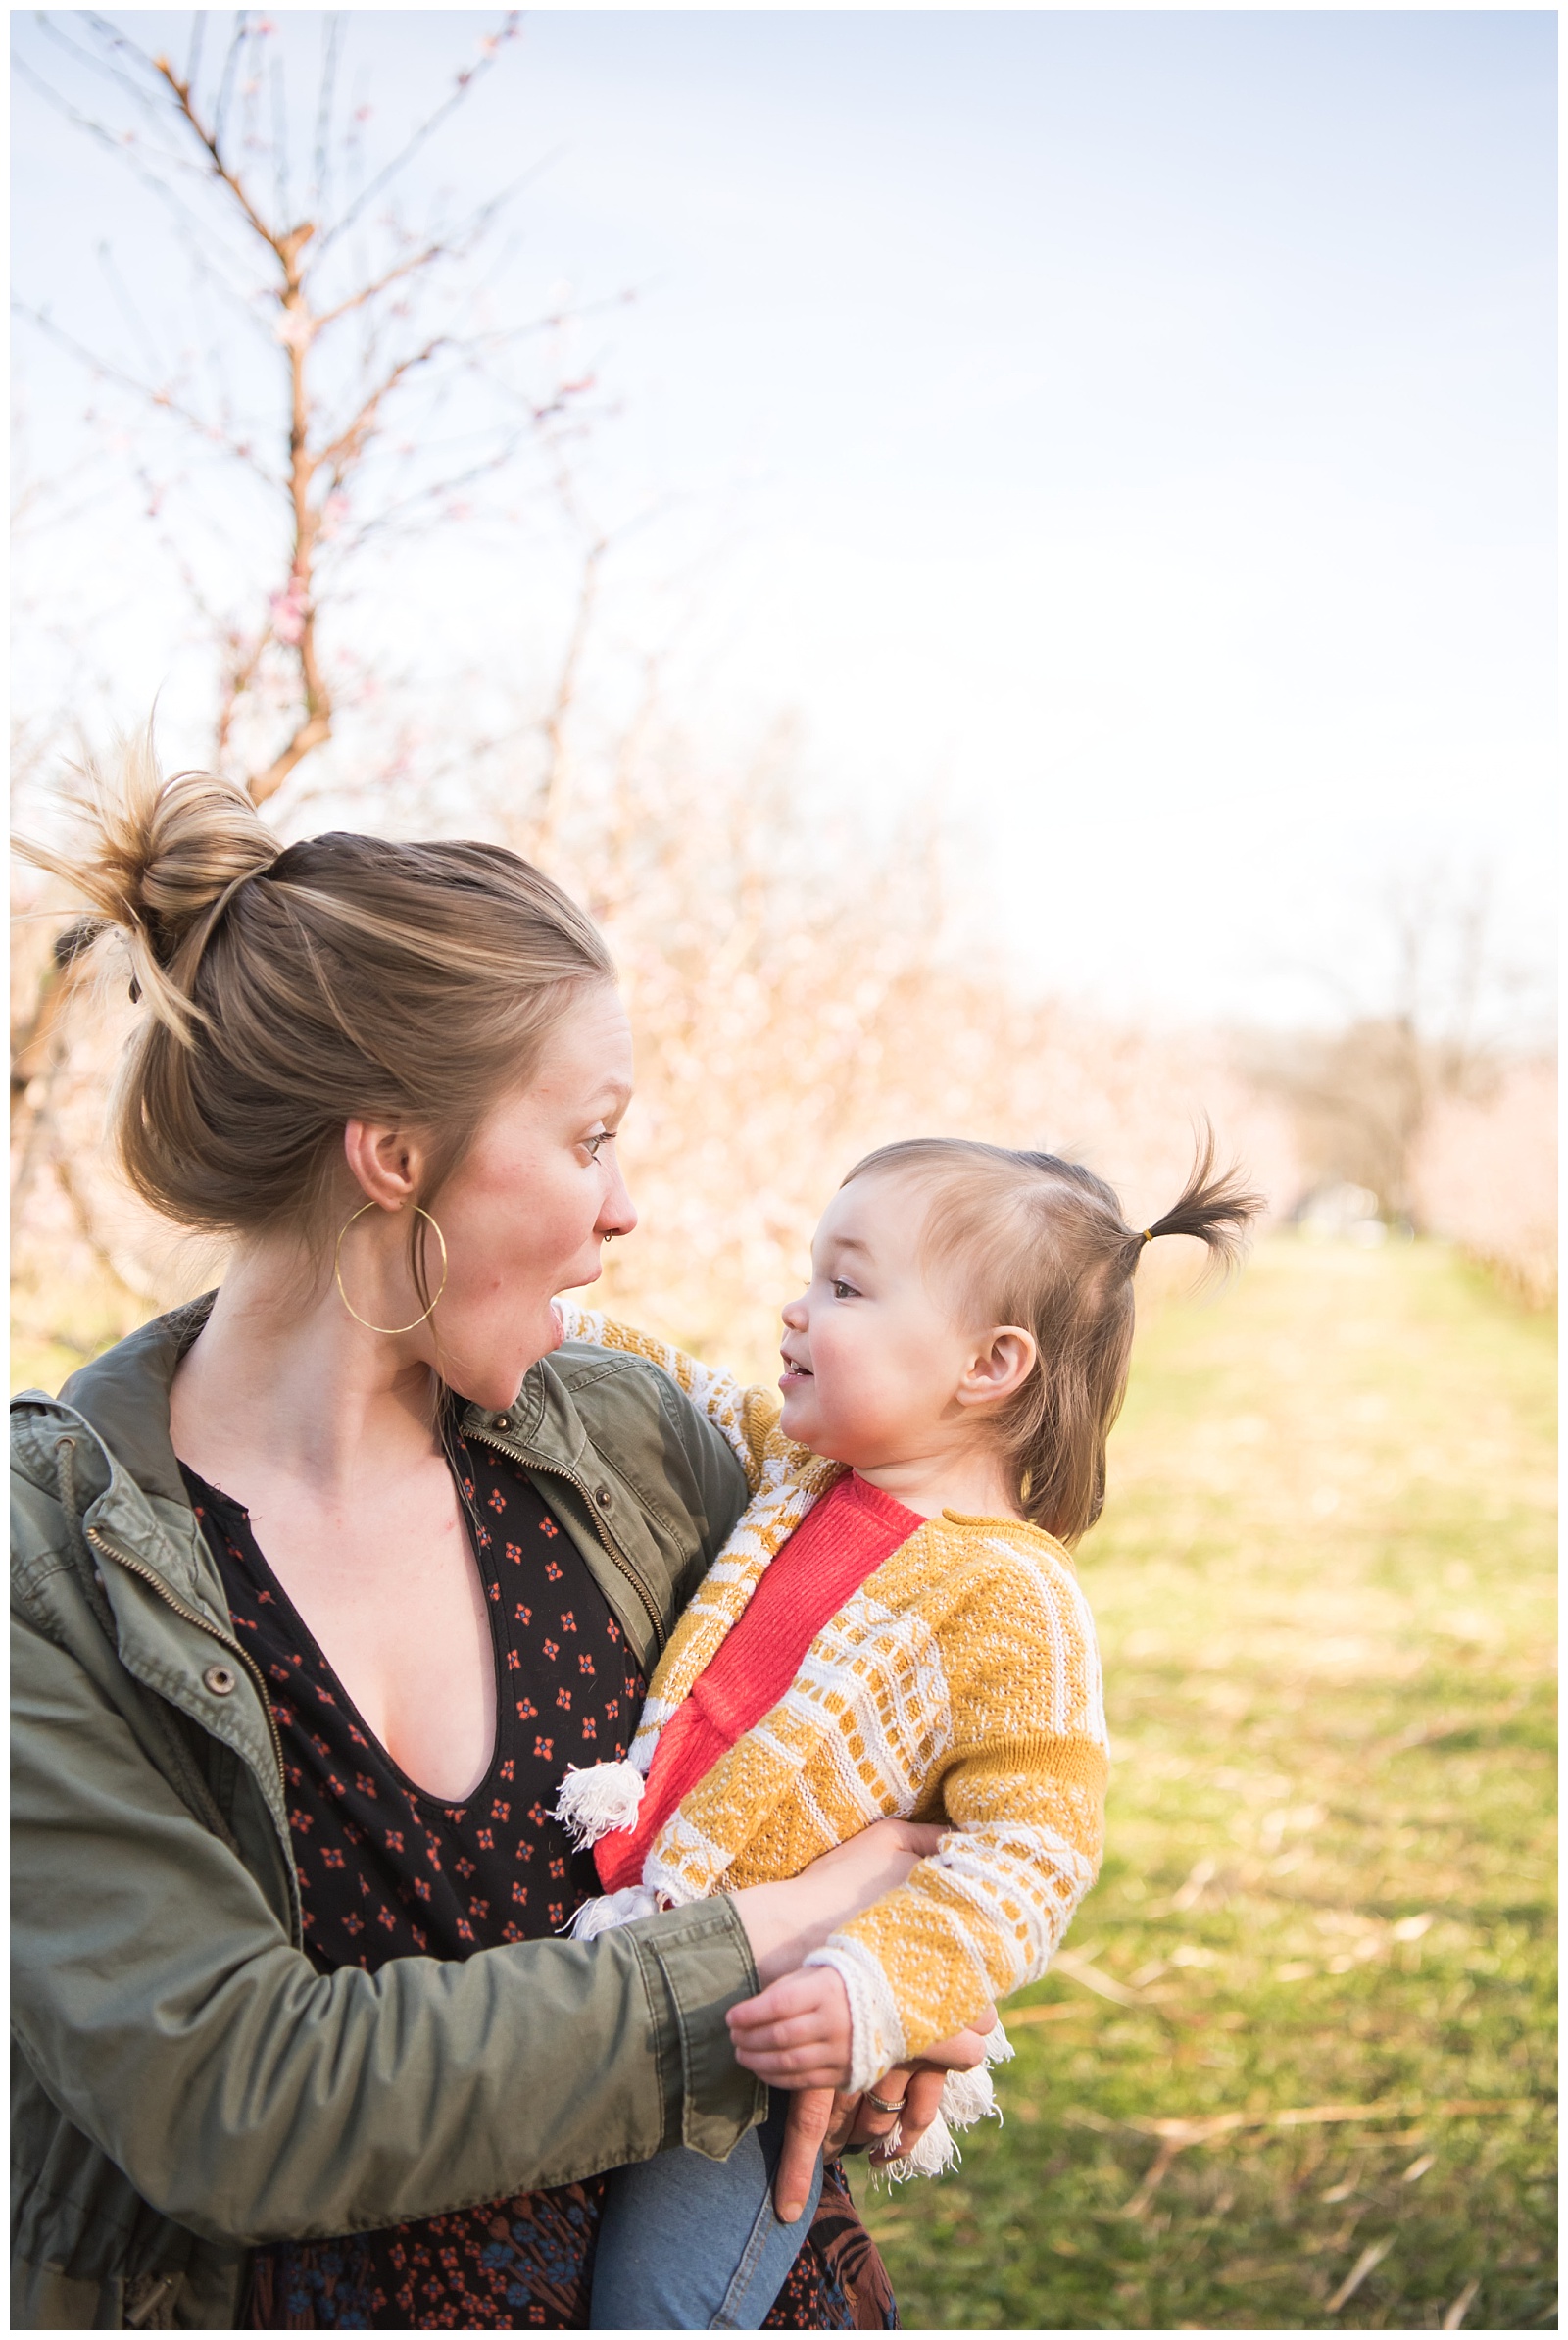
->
[11, 8, 620, 1337]
[14, 7, 603, 806]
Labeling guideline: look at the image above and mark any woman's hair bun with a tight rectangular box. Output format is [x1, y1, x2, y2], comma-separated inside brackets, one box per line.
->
[16, 731, 278, 1042]
[17, 726, 613, 1248]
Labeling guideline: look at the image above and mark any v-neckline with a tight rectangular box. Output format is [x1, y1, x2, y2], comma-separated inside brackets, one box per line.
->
[177, 1445, 509, 1812]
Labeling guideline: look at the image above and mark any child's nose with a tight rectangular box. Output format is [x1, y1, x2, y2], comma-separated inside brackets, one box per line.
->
[781, 1295, 808, 1330]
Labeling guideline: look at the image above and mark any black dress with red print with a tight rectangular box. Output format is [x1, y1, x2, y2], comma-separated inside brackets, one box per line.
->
[182, 1419, 897, 2331]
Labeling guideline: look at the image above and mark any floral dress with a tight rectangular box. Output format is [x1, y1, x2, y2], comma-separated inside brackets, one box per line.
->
[182, 1419, 897, 2331]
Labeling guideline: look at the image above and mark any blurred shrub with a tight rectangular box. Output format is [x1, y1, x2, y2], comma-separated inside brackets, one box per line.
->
[1246, 1016, 1429, 1221]
[1411, 1060, 1557, 1306]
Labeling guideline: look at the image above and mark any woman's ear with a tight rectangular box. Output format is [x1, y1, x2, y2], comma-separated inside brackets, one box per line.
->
[956, 1326, 1037, 1410]
[343, 1118, 425, 1210]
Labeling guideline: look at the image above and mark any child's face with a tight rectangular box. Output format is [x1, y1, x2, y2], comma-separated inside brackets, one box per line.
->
[778, 1172, 981, 1466]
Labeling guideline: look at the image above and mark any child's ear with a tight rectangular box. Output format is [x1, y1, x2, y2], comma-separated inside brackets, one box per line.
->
[956, 1326, 1037, 1409]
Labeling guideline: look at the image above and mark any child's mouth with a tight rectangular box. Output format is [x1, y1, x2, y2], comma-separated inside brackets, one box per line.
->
[779, 1358, 813, 1387]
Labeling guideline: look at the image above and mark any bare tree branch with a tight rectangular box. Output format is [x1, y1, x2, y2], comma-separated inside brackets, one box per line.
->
[184, 11, 205, 98]
[315, 12, 520, 251]
[312, 14, 346, 219]
[16, 6, 613, 823]
[13, 303, 283, 485]
[147, 47, 295, 262]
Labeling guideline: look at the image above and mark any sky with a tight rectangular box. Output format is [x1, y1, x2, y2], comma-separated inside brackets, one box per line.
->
[11, 9, 1558, 1029]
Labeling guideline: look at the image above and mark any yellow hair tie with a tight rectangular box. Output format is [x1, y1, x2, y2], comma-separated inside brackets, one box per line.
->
[1142, 1228, 1154, 1244]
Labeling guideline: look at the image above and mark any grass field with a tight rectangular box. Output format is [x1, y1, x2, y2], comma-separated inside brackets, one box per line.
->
[851, 1236, 1556, 2332]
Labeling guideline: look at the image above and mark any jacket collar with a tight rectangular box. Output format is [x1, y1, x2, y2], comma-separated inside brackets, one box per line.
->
[50, 1293, 585, 1512]
[57, 1295, 215, 1506]
[471, 1341, 598, 1475]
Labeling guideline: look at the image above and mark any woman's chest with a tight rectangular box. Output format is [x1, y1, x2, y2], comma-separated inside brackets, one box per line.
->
[184, 1436, 647, 1969]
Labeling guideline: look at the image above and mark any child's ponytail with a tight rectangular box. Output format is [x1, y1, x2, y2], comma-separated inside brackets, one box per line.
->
[1130, 1126, 1263, 1277]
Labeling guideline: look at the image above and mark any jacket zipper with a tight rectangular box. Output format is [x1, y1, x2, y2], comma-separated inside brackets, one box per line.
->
[463, 1429, 667, 1659]
[84, 1522, 289, 1794]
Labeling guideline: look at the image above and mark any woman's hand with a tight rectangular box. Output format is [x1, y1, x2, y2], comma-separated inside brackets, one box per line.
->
[728, 1817, 946, 1985]
[770, 2006, 998, 2220]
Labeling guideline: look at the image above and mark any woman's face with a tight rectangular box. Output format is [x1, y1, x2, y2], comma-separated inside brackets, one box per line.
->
[416, 983, 637, 1410]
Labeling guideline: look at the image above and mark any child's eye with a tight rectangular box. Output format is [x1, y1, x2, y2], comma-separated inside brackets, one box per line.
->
[830, 1279, 859, 1301]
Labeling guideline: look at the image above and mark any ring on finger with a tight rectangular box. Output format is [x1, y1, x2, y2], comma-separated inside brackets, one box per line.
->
[864, 2088, 907, 2116]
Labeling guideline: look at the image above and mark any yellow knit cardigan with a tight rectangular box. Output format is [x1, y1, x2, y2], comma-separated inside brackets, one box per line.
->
[554, 1304, 1109, 2091]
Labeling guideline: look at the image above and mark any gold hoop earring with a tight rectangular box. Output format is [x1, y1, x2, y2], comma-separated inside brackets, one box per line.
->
[334, 1202, 450, 1335]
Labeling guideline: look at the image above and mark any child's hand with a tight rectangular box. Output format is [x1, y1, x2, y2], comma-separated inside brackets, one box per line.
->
[727, 1967, 854, 2090]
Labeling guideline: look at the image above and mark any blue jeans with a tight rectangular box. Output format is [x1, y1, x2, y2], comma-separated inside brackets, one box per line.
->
[589, 2092, 824, 2330]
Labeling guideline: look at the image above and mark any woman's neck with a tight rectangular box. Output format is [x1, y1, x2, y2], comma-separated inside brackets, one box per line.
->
[169, 1241, 442, 1498]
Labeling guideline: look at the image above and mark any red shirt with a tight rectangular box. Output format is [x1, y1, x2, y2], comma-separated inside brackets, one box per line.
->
[596, 1471, 925, 1892]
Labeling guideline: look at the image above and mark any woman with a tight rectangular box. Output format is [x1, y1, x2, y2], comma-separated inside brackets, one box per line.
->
[12, 747, 986, 2330]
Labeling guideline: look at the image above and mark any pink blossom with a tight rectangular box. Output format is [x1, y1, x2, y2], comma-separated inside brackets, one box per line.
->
[269, 579, 309, 646]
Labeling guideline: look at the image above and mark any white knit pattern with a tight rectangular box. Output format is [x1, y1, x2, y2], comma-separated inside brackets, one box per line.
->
[805, 1936, 907, 2093]
[876, 2020, 1013, 2184]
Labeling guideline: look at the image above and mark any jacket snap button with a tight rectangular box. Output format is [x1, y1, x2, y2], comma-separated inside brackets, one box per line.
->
[204, 1664, 237, 1697]
[595, 1486, 613, 1510]
[495, 1415, 513, 1433]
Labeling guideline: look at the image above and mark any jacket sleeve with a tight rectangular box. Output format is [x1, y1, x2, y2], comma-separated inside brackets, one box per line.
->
[11, 1572, 761, 2248]
[807, 1557, 1109, 2083]
[556, 1302, 807, 1497]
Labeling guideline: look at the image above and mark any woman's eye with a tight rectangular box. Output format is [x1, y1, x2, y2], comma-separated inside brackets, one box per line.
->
[582, 1132, 609, 1160]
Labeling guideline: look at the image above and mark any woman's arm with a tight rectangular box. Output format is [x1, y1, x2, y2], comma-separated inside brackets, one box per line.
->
[12, 1597, 760, 2245]
[13, 1591, 938, 2245]
[729, 1817, 949, 1985]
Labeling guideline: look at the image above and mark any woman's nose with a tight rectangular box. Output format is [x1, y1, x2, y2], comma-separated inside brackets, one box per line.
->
[598, 1163, 638, 1241]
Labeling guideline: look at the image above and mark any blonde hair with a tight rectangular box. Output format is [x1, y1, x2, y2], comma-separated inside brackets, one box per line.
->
[18, 736, 614, 1263]
[842, 1132, 1264, 1544]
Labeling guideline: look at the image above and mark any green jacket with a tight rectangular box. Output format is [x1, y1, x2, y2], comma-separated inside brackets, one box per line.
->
[11, 1300, 760, 2330]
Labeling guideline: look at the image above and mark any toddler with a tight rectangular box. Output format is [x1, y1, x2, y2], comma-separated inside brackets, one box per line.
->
[556, 1134, 1260, 2328]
